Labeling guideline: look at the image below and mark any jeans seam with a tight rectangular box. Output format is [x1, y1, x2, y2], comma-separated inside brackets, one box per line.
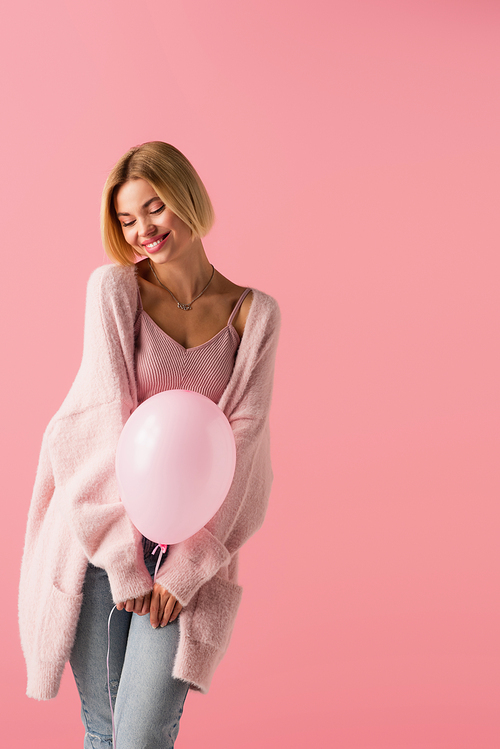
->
[72, 668, 113, 747]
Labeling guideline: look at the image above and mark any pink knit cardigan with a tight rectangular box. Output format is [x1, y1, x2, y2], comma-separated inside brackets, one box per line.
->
[19, 264, 280, 700]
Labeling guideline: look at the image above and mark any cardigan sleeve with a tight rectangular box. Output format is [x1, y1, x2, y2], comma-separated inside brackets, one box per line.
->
[154, 293, 280, 606]
[44, 267, 153, 603]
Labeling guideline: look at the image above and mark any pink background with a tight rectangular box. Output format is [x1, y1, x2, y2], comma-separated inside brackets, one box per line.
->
[2, 0, 499, 747]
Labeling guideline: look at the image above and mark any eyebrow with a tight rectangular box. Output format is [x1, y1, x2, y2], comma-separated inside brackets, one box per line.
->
[116, 197, 162, 217]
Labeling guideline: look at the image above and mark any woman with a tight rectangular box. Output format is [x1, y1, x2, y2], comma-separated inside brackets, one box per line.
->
[19, 142, 280, 748]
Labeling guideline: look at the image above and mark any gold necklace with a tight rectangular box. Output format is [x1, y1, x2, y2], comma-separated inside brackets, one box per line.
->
[148, 259, 215, 311]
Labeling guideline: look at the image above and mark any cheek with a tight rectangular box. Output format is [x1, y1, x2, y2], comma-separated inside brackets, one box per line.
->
[174, 220, 192, 243]
[122, 228, 138, 246]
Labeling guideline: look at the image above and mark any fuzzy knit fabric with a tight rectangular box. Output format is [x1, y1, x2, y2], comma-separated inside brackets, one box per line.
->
[19, 264, 280, 700]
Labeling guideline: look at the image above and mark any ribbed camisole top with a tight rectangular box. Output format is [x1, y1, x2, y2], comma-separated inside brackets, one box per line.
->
[134, 286, 251, 555]
[134, 286, 252, 406]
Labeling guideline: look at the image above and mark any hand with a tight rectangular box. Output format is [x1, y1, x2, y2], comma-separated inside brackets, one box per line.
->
[116, 592, 151, 615]
[149, 582, 183, 628]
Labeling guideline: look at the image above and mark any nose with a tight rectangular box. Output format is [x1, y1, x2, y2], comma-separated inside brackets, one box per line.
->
[137, 218, 156, 236]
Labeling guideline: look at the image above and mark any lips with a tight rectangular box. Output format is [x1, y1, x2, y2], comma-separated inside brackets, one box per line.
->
[142, 232, 170, 252]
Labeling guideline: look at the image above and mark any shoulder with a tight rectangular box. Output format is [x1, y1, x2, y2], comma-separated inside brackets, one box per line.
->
[229, 284, 280, 341]
[249, 288, 280, 317]
[247, 288, 281, 330]
[87, 263, 137, 299]
[216, 271, 279, 326]
[237, 287, 281, 356]
[86, 264, 138, 319]
[84, 264, 139, 333]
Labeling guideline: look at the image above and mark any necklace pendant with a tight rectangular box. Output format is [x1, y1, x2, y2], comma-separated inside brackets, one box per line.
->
[177, 302, 192, 311]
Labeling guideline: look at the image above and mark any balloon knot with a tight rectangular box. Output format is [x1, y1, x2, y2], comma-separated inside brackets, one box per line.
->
[152, 544, 168, 555]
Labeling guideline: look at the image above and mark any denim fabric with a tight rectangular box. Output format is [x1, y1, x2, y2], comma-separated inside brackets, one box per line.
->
[70, 553, 189, 749]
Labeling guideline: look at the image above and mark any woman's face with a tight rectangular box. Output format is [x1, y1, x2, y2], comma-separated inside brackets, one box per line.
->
[114, 178, 194, 263]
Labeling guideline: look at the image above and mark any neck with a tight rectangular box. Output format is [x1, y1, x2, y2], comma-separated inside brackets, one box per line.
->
[149, 240, 213, 301]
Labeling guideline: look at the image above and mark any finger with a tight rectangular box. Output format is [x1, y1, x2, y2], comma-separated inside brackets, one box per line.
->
[133, 596, 144, 614]
[150, 588, 160, 628]
[139, 592, 151, 616]
[169, 601, 183, 623]
[151, 583, 167, 627]
[157, 588, 169, 627]
[125, 599, 135, 613]
[116, 602, 124, 611]
[160, 595, 176, 627]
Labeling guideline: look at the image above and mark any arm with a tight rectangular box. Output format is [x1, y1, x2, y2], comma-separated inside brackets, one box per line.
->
[45, 266, 152, 603]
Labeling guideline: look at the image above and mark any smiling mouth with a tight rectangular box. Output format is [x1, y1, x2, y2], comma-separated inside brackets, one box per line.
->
[143, 233, 169, 250]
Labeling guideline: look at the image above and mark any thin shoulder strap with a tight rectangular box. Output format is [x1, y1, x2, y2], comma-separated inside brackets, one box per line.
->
[228, 288, 252, 326]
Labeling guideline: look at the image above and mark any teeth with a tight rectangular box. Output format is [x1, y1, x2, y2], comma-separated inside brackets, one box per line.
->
[146, 235, 166, 249]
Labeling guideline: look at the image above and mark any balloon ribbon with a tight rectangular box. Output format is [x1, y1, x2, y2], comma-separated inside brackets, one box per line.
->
[106, 543, 168, 747]
[107, 605, 117, 748]
[152, 544, 168, 582]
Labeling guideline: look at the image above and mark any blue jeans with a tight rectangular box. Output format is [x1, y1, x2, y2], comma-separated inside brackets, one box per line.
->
[69, 553, 189, 748]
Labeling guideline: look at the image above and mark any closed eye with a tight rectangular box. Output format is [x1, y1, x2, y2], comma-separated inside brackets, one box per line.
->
[122, 204, 165, 228]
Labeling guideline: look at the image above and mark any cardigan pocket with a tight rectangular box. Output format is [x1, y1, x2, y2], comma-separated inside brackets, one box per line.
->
[38, 584, 84, 663]
[188, 575, 243, 651]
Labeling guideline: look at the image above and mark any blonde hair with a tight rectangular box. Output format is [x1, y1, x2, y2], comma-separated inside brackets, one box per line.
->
[101, 142, 215, 265]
